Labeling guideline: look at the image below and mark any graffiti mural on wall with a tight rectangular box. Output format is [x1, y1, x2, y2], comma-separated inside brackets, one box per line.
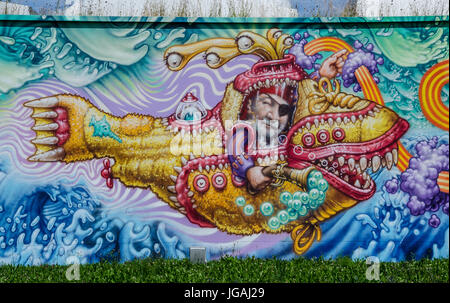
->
[0, 15, 448, 265]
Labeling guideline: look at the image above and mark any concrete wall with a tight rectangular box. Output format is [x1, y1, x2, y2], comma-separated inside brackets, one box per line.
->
[1, 0, 448, 17]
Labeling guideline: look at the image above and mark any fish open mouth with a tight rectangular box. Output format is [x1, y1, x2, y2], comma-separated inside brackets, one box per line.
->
[285, 107, 410, 201]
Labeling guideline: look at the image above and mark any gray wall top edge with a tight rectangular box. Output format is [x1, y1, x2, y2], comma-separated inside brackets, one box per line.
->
[0, 14, 448, 24]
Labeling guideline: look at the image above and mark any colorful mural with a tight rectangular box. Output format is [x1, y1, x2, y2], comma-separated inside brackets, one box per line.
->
[0, 15, 448, 265]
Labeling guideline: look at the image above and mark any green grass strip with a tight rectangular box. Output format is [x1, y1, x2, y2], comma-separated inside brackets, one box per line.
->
[0, 257, 448, 283]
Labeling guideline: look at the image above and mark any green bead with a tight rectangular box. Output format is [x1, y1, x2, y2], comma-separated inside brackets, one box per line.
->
[277, 210, 289, 225]
[243, 204, 255, 216]
[292, 191, 302, 201]
[318, 191, 326, 204]
[298, 205, 308, 216]
[235, 196, 246, 207]
[317, 179, 328, 192]
[307, 177, 318, 189]
[260, 202, 274, 216]
[287, 208, 298, 221]
[309, 189, 320, 201]
[268, 217, 281, 230]
[310, 170, 323, 180]
[299, 192, 309, 204]
[279, 191, 293, 205]
[292, 200, 302, 211]
[287, 200, 294, 209]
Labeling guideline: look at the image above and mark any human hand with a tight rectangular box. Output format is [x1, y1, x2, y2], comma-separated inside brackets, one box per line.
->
[246, 166, 272, 192]
[319, 49, 347, 79]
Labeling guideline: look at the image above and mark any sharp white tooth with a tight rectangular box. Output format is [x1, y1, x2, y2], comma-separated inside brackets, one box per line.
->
[167, 186, 176, 193]
[211, 165, 216, 170]
[336, 117, 342, 125]
[170, 175, 177, 182]
[344, 117, 350, 124]
[264, 156, 270, 164]
[257, 157, 263, 165]
[162, 122, 168, 126]
[373, 107, 380, 113]
[31, 111, 58, 119]
[219, 163, 223, 170]
[359, 157, 368, 171]
[328, 118, 333, 127]
[174, 166, 182, 173]
[172, 126, 179, 133]
[385, 152, 393, 169]
[181, 156, 187, 165]
[31, 137, 59, 145]
[392, 149, 398, 164]
[224, 163, 228, 169]
[344, 175, 349, 182]
[348, 158, 355, 171]
[381, 158, 386, 167]
[351, 115, 356, 123]
[372, 156, 381, 172]
[363, 180, 371, 189]
[257, 81, 263, 88]
[354, 179, 361, 188]
[192, 204, 197, 209]
[356, 166, 362, 174]
[244, 89, 249, 95]
[28, 147, 65, 162]
[338, 156, 345, 167]
[249, 87, 253, 93]
[334, 170, 339, 176]
[198, 128, 203, 134]
[179, 207, 186, 214]
[359, 114, 364, 121]
[205, 165, 210, 172]
[363, 171, 368, 180]
[180, 128, 186, 137]
[190, 152, 195, 160]
[162, 118, 168, 123]
[166, 125, 172, 131]
[192, 129, 197, 137]
[32, 123, 59, 131]
[198, 164, 203, 172]
[328, 156, 334, 162]
[24, 97, 59, 108]
[280, 154, 285, 161]
[188, 191, 194, 197]
[169, 196, 178, 202]
[306, 122, 311, 130]
[265, 79, 270, 87]
[314, 119, 319, 128]
[368, 110, 375, 117]
[273, 154, 278, 162]
[320, 118, 325, 125]
[253, 83, 259, 90]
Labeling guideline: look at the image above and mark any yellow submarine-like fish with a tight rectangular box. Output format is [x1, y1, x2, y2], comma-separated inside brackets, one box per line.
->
[23, 29, 409, 255]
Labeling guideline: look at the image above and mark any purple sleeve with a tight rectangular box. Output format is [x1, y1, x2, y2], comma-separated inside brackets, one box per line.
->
[226, 128, 254, 179]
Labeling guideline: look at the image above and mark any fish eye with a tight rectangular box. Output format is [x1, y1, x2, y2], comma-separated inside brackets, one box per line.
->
[206, 52, 220, 65]
[237, 35, 254, 50]
[284, 37, 294, 46]
[166, 53, 182, 68]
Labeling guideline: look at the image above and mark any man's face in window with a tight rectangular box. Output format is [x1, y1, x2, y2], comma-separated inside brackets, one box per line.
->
[247, 93, 291, 136]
